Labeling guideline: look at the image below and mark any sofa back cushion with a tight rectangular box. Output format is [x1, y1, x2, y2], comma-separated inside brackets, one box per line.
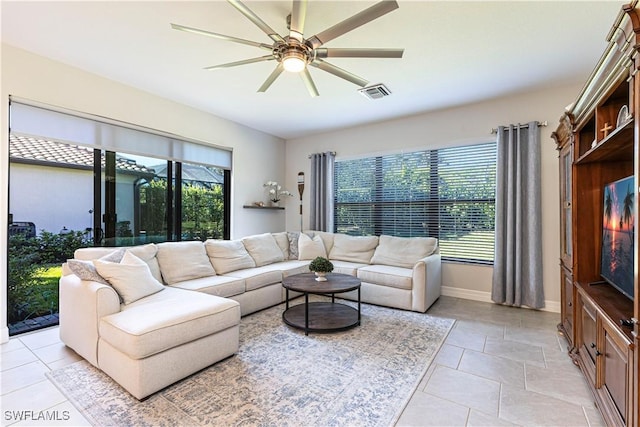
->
[242, 233, 285, 267]
[371, 235, 438, 268]
[94, 251, 165, 304]
[73, 245, 162, 283]
[298, 233, 327, 260]
[329, 234, 379, 264]
[156, 241, 216, 285]
[205, 239, 256, 274]
[74, 247, 126, 261]
[272, 232, 290, 260]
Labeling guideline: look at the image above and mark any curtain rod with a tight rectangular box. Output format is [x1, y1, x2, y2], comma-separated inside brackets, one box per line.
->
[490, 121, 548, 134]
[308, 151, 337, 159]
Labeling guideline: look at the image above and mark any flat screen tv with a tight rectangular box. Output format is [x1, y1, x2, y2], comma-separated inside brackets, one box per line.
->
[600, 175, 635, 300]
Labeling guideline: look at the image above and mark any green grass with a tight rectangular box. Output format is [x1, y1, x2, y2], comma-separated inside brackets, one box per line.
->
[38, 265, 62, 283]
[439, 231, 495, 262]
[26, 265, 61, 318]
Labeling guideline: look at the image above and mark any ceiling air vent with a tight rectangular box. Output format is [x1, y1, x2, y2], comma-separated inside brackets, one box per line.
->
[359, 84, 391, 100]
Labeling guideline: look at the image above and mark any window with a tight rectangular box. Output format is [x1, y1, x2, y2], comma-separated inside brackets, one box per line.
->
[7, 99, 232, 335]
[334, 142, 496, 264]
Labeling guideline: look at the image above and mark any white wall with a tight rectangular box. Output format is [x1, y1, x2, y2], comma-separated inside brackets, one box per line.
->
[10, 164, 94, 234]
[0, 44, 287, 342]
[285, 83, 584, 313]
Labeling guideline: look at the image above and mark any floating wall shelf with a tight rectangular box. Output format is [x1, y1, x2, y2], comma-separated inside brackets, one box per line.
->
[243, 205, 284, 210]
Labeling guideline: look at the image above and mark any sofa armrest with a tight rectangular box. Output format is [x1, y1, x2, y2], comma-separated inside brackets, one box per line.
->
[411, 253, 442, 312]
[59, 273, 121, 367]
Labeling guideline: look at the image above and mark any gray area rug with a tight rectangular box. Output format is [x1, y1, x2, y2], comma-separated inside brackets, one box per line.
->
[48, 298, 454, 427]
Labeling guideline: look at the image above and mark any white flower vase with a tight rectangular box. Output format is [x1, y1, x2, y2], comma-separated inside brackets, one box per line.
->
[270, 200, 280, 207]
[315, 272, 327, 281]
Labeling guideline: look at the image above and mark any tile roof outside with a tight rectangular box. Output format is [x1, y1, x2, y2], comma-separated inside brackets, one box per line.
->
[9, 134, 156, 175]
[152, 163, 223, 184]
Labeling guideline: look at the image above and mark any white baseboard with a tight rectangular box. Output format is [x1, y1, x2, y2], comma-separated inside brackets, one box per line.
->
[441, 286, 561, 313]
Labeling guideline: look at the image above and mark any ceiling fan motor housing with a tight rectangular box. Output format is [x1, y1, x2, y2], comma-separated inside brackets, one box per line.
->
[275, 39, 313, 70]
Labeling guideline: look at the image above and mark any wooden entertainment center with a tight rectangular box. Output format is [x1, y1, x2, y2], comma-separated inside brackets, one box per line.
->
[552, 2, 639, 425]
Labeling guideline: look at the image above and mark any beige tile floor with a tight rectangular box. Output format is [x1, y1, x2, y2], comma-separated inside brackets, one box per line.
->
[397, 297, 605, 427]
[0, 296, 605, 426]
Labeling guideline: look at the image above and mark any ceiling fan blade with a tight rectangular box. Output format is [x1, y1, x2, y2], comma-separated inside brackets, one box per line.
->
[258, 64, 284, 92]
[171, 23, 273, 51]
[227, 0, 284, 43]
[204, 55, 275, 70]
[300, 68, 319, 97]
[315, 48, 404, 58]
[306, 0, 399, 49]
[310, 59, 368, 87]
[289, 0, 308, 42]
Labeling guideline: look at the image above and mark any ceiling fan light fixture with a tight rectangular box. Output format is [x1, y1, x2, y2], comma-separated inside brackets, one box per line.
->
[282, 50, 307, 73]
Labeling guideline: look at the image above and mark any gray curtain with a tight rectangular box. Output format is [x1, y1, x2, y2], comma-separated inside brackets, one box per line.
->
[309, 152, 335, 231]
[492, 122, 544, 309]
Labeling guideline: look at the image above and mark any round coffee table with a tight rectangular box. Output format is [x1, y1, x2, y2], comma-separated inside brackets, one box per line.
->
[282, 272, 361, 335]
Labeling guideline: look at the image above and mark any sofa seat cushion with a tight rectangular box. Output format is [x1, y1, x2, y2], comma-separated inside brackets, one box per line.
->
[330, 260, 368, 276]
[357, 265, 413, 290]
[278, 260, 312, 277]
[224, 265, 283, 292]
[169, 275, 245, 298]
[99, 287, 239, 360]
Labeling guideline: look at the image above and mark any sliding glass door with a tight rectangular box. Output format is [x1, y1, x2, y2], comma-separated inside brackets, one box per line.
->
[93, 151, 228, 246]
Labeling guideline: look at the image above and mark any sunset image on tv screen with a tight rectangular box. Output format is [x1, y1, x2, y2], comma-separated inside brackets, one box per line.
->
[601, 175, 635, 299]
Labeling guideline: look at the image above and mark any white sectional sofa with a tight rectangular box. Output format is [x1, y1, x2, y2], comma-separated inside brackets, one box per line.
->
[59, 230, 441, 399]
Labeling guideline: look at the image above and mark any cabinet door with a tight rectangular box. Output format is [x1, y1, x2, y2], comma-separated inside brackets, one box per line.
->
[560, 267, 574, 346]
[580, 296, 597, 383]
[601, 321, 630, 425]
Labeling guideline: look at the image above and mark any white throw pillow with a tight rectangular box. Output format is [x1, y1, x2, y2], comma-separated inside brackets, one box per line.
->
[127, 244, 162, 283]
[67, 248, 127, 284]
[298, 233, 327, 260]
[156, 241, 216, 285]
[242, 233, 285, 267]
[371, 235, 438, 268]
[94, 251, 164, 304]
[329, 234, 379, 264]
[205, 239, 256, 274]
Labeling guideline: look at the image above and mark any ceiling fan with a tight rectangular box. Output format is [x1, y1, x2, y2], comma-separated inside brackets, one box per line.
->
[171, 0, 404, 97]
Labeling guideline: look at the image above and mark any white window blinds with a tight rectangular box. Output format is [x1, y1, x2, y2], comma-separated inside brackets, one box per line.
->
[334, 142, 496, 264]
[9, 98, 232, 169]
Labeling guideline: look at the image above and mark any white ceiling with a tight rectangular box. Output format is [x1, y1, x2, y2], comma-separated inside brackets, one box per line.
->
[1, 1, 623, 139]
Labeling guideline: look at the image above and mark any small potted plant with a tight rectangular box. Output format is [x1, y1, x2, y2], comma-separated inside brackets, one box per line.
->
[309, 256, 334, 281]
